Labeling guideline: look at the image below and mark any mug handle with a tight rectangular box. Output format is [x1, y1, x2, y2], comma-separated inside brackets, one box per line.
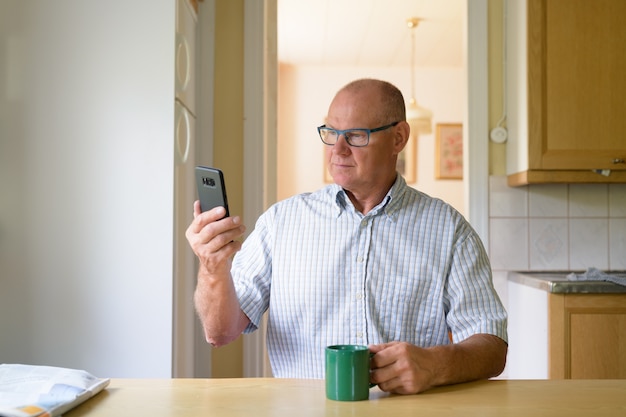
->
[369, 352, 377, 388]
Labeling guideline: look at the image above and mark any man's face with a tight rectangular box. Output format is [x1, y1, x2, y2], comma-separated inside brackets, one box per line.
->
[324, 88, 407, 195]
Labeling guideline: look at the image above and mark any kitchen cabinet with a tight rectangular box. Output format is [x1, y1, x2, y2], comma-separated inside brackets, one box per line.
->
[549, 293, 626, 379]
[506, 0, 626, 186]
[507, 272, 626, 379]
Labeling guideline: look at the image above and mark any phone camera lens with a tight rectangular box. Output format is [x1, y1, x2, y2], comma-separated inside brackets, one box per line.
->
[201, 177, 216, 187]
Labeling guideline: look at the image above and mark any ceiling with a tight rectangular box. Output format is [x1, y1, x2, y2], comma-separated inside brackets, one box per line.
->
[277, 0, 465, 68]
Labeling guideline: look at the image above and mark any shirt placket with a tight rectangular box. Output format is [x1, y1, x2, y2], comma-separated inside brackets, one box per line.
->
[352, 215, 373, 345]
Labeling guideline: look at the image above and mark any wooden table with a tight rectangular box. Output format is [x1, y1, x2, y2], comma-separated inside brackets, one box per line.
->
[66, 378, 626, 417]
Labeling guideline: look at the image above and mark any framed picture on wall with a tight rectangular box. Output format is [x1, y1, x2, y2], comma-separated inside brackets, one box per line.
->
[323, 134, 417, 183]
[435, 123, 463, 179]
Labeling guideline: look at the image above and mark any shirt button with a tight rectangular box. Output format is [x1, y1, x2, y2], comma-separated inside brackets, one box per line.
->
[356, 332, 363, 338]
[360, 220, 367, 227]
[356, 293, 363, 300]
[356, 256, 363, 263]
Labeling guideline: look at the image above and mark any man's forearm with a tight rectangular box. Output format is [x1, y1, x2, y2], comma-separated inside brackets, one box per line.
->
[429, 333, 508, 387]
[194, 267, 250, 347]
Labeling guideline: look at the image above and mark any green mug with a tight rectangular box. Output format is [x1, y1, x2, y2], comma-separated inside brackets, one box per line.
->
[325, 344, 372, 401]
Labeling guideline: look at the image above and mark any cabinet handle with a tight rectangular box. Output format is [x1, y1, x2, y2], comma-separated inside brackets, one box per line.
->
[612, 158, 625, 164]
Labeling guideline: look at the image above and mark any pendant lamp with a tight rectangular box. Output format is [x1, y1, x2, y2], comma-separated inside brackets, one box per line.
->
[406, 17, 433, 135]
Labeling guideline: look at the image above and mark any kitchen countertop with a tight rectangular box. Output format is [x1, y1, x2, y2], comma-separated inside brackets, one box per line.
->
[508, 271, 626, 294]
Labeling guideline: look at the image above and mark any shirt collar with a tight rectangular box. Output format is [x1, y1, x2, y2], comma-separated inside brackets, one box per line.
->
[383, 175, 407, 218]
[330, 174, 408, 220]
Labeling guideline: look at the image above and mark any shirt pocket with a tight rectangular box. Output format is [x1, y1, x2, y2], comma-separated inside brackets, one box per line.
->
[367, 274, 447, 346]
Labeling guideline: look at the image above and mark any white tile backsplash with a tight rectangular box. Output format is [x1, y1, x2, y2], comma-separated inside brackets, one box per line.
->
[528, 184, 568, 217]
[490, 218, 529, 270]
[489, 177, 625, 272]
[568, 184, 609, 217]
[569, 219, 609, 270]
[529, 218, 569, 270]
[609, 218, 626, 270]
[609, 184, 626, 217]
[489, 176, 528, 217]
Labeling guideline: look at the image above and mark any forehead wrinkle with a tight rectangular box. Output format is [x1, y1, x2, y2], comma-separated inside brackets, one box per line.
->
[327, 94, 382, 129]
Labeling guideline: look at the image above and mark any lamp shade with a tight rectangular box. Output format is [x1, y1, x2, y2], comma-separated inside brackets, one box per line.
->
[406, 98, 433, 135]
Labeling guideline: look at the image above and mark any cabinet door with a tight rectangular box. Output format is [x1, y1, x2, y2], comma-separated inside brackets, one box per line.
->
[528, 0, 626, 171]
[549, 294, 626, 379]
[570, 312, 626, 378]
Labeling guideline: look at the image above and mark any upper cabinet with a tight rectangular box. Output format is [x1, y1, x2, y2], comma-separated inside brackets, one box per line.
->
[506, 0, 626, 186]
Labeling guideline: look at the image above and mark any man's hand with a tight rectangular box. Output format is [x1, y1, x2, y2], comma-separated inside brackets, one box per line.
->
[185, 201, 246, 276]
[369, 341, 436, 394]
[369, 334, 507, 395]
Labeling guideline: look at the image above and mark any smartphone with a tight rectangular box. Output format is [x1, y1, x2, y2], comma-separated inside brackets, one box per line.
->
[195, 166, 229, 217]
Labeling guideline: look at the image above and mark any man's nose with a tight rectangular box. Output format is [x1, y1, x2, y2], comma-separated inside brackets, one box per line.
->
[333, 134, 351, 152]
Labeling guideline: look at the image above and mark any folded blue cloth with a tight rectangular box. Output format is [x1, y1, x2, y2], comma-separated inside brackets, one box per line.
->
[567, 267, 626, 287]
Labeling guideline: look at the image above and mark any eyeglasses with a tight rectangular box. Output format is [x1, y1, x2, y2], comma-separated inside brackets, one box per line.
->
[317, 121, 401, 147]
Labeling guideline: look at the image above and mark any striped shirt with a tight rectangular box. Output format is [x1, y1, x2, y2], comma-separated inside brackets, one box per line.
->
[232, 175, 508, 378]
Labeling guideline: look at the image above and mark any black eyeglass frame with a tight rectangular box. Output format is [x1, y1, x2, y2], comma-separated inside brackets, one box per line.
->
[317, 121, 401, 147]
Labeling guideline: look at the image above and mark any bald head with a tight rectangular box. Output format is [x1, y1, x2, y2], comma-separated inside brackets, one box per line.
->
[336, 79, 407, 125]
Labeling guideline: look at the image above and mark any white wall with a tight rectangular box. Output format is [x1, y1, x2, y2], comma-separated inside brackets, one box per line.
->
[277, 65, 466, 216]
[0, 0, 176, 377]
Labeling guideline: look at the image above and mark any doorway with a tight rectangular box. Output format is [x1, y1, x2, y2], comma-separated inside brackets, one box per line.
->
[240, 0, 490, 377]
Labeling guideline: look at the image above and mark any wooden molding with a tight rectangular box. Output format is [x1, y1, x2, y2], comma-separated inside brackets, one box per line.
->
[507, 170, 626, 186]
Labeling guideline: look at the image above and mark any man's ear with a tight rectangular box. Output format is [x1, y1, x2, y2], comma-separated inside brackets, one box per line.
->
[393, 121, 411, 153]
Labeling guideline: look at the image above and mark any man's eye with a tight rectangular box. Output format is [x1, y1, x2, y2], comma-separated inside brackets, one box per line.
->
[346, 131, 365, 140]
